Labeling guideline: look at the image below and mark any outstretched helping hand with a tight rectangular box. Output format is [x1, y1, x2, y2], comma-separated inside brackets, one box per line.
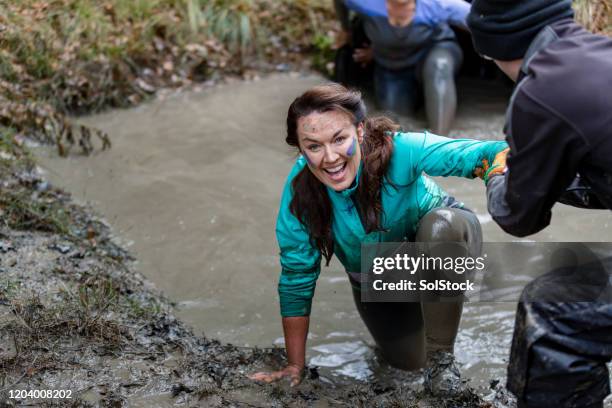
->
[474, 147, 510, 184]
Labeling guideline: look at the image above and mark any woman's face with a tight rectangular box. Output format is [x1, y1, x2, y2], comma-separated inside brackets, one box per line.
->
[297, 110, 364, 192]
[386, 0, 416, 25]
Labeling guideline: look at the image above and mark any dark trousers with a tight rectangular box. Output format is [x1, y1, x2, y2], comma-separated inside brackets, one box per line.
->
[507, 250, 612, 408]
[374, 63, 420, 116]
[351, 207, 482, 370]
[373, 41, 463, 135]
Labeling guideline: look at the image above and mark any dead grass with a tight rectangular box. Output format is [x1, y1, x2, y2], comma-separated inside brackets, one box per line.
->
[574, 0, 612, 35]
[0, 188, 71, 234]
[0, 278, 127, 386]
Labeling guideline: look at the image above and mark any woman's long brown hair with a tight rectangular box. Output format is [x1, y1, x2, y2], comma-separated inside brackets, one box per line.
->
[286, 83, 398, 265]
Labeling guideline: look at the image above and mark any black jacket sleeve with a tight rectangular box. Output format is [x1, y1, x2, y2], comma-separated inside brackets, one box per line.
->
[557, 175, 609, 209]
[486, 88, 589, 237]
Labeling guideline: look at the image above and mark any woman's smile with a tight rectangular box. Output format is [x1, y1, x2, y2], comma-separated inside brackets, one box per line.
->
[323, 162, 347, 181]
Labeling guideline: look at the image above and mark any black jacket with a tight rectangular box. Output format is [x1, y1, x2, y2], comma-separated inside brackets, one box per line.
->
[487, 19, 612, 237]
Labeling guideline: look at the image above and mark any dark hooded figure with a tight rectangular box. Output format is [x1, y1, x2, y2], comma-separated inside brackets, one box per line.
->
[467, 1, 612, 407]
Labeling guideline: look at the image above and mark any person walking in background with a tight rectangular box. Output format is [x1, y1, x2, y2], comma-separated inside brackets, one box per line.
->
[249, 83, 508, 394]
[334, 0, 471, 135]
[467, 0, 612, 406]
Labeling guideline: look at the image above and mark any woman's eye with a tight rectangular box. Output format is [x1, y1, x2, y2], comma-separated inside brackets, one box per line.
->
[334, 136, 346, 144]
[308, 144, 320, 152]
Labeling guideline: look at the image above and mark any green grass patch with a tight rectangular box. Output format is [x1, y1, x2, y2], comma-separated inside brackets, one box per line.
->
[0, 189, 71, 234]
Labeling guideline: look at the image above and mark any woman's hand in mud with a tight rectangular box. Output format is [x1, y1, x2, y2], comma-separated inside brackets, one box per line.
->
[248, 364, 303, 387]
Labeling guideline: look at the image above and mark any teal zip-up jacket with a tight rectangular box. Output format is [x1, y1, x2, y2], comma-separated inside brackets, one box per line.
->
[276, 132, 507, 317]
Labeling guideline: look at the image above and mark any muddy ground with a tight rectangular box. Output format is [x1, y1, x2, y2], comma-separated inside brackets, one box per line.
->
[0, 104, 516, 408]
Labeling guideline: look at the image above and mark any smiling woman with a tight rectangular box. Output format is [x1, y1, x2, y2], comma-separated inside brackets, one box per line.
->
[297, 110, 363, 191]
[249, 83, 508, 393]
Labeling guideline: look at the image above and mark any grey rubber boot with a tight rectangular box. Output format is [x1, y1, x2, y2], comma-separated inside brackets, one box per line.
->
[422, 46, 460, 136]
[424, 350, 466, 397]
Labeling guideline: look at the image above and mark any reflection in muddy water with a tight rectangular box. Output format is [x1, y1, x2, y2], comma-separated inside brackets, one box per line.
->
[310, 341, 373, 380]
[37, 74, 612, 395]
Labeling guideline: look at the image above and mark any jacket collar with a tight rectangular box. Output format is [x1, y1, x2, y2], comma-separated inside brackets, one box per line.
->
[517, 23, 561, 81]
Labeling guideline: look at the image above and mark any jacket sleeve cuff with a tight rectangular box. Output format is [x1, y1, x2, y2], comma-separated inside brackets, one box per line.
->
[279, 300, 313, 317]
[278, 267, 320, 317]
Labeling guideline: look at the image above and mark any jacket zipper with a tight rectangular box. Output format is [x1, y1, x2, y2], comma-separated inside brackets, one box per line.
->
[351, 194, 366, 231]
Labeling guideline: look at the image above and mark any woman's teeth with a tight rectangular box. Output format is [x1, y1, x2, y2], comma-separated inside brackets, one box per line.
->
[324, 163, 346, 174]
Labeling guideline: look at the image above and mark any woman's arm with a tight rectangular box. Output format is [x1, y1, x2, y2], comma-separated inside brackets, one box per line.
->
[250, 268, 315, 386]
[393, 131, 508, 180]
[249, 316, 309, 386]
[250, 159, 320, 386]
[283, 316, 309, 370]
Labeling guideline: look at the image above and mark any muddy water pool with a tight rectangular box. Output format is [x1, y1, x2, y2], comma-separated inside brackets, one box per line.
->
[37, 73, 612, 395]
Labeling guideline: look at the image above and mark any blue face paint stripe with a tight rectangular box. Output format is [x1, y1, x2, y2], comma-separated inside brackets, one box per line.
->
[303, 151, 314, 166]
[346, 137, 357, 157]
